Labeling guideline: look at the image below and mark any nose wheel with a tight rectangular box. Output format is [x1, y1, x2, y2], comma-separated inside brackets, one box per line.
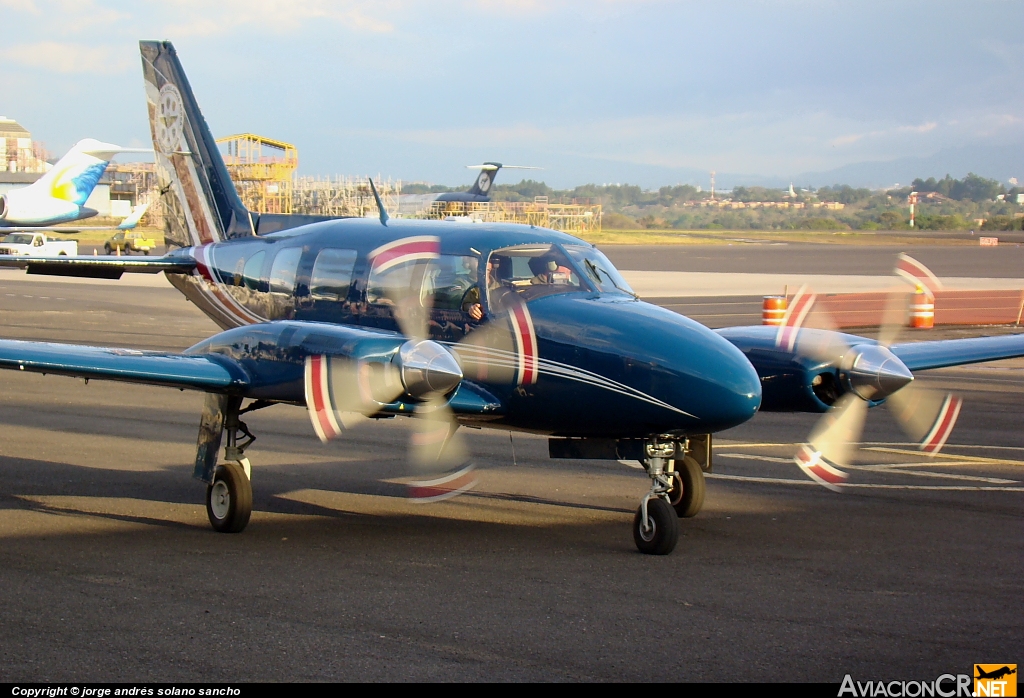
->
[633, 497, 678, 555]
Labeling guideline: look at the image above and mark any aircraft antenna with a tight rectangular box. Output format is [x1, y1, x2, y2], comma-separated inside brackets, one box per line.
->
[368, 178, 389, 226]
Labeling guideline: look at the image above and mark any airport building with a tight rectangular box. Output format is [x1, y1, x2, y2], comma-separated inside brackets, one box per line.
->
[0, 116, 49, 174]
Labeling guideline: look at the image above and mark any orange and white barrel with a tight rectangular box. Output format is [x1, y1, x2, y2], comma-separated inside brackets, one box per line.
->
[909, 290, 934, 329]
[762, 295, 788, 326]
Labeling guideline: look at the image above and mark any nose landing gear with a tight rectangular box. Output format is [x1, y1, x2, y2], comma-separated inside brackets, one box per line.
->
[633, 439, 680, 555]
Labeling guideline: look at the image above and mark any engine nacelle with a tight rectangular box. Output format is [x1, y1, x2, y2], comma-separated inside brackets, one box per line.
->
[0, 189, 94, 226]
[716, 326, 912, 413]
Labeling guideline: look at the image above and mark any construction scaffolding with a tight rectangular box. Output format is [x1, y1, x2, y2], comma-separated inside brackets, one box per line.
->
[106, 162, 161, 227]
[216, 133, 298, 214]
[426, 199, 602, 234]
[293, 175, 402, 218]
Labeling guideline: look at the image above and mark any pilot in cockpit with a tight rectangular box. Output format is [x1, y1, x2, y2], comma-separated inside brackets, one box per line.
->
[464, 254, 511, 321]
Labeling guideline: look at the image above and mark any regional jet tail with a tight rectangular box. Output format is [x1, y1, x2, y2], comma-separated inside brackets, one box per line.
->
[435, 163, 542, 203]
[0, 202, 151, 234]
[0, 139, 151, 228]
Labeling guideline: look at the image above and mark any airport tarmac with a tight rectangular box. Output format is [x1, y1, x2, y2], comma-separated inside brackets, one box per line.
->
[0, 251, 1021, 682]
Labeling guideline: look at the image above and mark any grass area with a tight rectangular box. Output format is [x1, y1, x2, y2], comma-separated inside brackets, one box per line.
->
[577, 228, 980, 246]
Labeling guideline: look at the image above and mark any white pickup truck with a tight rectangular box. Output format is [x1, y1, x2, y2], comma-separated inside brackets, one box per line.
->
[0, 233, 77, 256]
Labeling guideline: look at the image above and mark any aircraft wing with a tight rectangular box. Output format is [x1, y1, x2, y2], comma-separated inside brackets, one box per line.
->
[0, 254, 195, 279]
[0, 339, 249, 392]
[890, 333, 1024, 372]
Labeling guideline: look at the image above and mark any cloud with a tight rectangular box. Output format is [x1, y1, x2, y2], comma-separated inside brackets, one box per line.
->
[158, 0, 393, 37]
[1, 0, 40, 13]
[829, 121, 939, 148]
[0, 42, 132, 74]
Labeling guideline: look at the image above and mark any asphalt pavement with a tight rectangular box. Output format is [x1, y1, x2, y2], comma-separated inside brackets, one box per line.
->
[0, 258, 1020, 682]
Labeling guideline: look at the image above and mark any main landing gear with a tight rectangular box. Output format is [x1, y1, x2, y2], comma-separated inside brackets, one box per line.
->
[195, 394, 270, 533]
[632, 436, 709, 555]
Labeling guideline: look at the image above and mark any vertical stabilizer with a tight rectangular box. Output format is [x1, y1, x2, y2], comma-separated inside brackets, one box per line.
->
[467, 163, 502, 198]
[139, 40, 253, 249]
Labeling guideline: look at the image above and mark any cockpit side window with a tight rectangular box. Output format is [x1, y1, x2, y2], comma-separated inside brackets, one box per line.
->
[425, 254, 480, 313]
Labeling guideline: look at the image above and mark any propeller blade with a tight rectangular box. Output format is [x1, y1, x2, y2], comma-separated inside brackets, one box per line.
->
[794, 393, 868, 490]
[886, 384, 962, 455]
[775, 284, 817, 352]
[407, 397, 476, 502]
[452, 291, 538, 387]
[877, 288, 909, 347]
[367, 236, 441, 341]
[895, 253, 942, 296]
[304, 354, 404, 442]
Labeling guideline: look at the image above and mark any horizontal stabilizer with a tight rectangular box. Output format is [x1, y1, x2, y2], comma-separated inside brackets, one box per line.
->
[117, 202, 150, 230]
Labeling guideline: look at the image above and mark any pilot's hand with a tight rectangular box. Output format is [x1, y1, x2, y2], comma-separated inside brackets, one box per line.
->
[468, 303, 484, 321]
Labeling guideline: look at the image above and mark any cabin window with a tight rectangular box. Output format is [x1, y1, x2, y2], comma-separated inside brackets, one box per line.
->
[367, 258, 433, 307]
[485, 244, 585, 304]
[268, 247, 302, 295]
[310, 248, 357, 302]
[212, 243, 249, 286]
[242, 251, 265, 291]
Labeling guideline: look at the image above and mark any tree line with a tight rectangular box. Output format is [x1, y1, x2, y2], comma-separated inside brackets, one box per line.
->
[403, 173, 1021, 230]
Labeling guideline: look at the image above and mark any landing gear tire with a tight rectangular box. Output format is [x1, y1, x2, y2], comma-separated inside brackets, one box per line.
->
[206, 461, 252, 533]
[668, 456, 705, 518]
[633, 497, 679, 555]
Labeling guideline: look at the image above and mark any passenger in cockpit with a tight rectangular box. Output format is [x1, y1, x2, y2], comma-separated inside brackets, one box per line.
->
[528, 255, 572, 285]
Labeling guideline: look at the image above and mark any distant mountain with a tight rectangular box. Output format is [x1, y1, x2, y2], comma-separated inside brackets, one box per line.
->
[792, 143, 1024, 189]
[376, 142, 1022, 192]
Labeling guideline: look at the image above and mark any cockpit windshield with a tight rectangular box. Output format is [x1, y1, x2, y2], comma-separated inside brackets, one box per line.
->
[563, 245, 635, 297]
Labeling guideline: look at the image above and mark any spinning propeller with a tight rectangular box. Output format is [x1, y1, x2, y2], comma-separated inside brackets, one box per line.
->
[780, 254, 962, 490]
[304, 236, 532, 502]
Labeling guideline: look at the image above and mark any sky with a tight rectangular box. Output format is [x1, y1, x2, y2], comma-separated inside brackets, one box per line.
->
[3, 0, 1023, 189]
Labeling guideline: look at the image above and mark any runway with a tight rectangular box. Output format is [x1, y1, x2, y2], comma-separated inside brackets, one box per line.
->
[0, 254, 1021, 682]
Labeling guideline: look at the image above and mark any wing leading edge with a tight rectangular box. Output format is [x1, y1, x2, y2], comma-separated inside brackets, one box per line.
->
[0, 339, 249, 392]
[891, 333, 1024, 372]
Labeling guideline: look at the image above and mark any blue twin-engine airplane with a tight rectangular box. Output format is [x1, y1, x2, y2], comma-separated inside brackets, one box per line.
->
[0, 41, 1022, 555]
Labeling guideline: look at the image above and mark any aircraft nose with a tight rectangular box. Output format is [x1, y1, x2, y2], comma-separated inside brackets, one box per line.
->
[667, 319, 761, 432]
[634, 304, 762, 431]
[535, 296, 761, 434]
[700, 342, 762, 431]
